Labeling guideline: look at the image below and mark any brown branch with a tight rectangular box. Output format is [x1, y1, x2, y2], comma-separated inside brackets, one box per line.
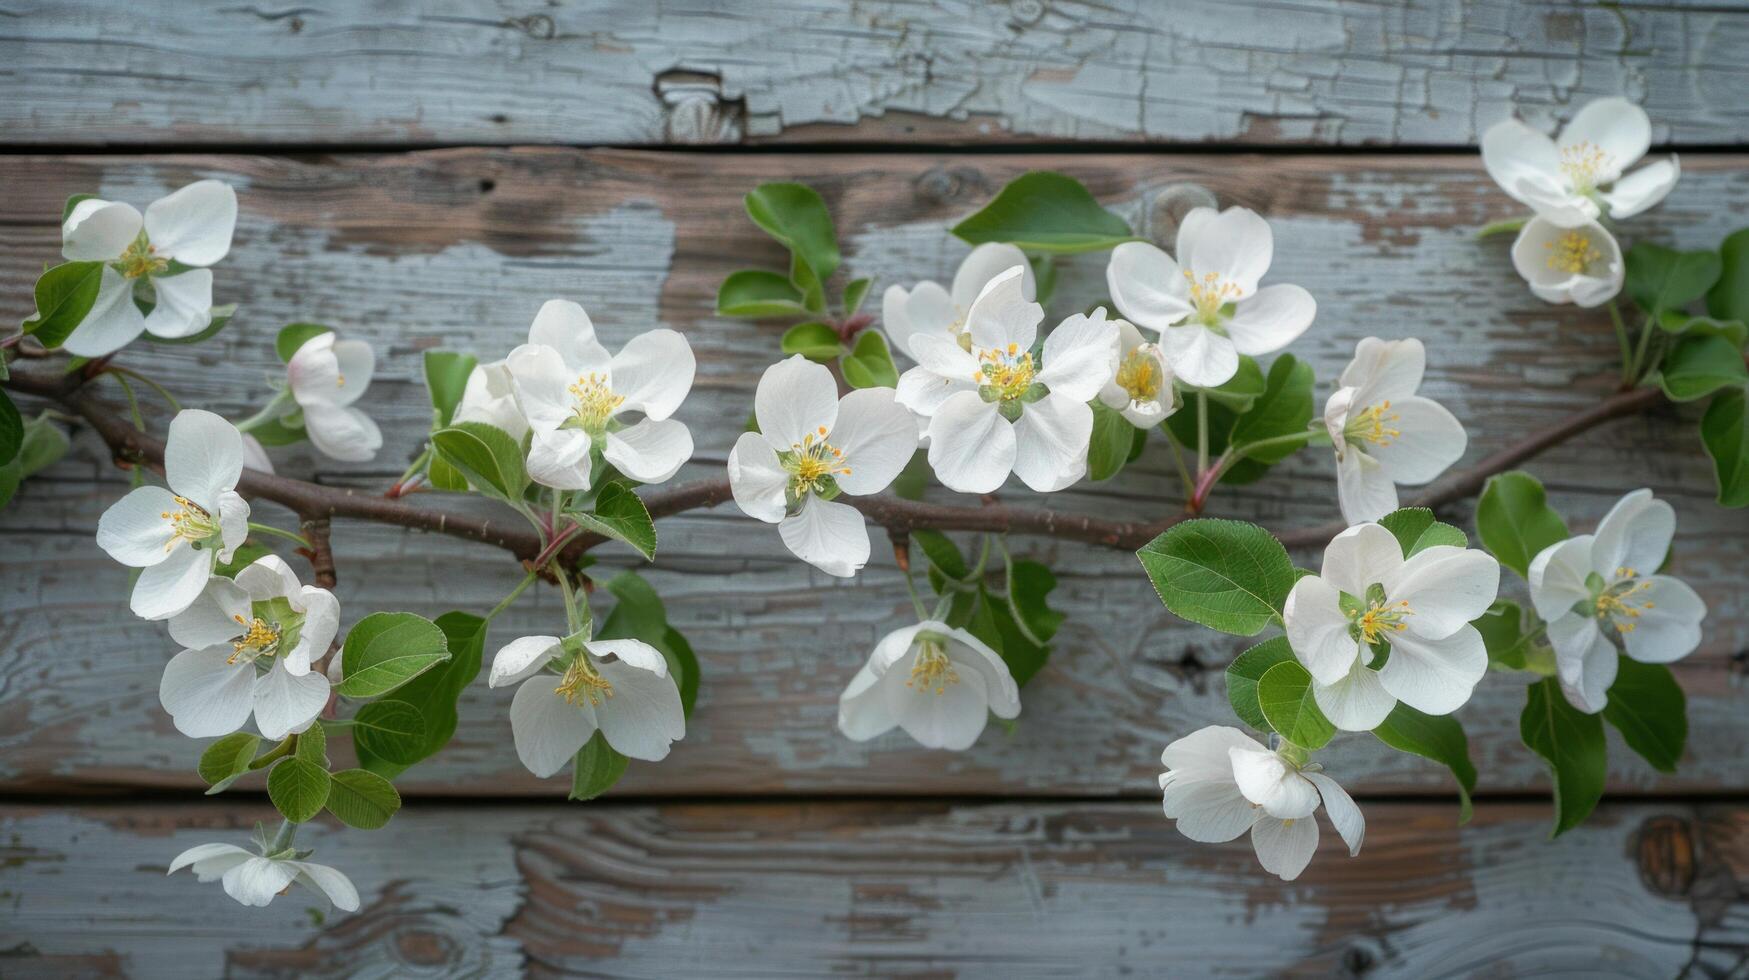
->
[5, 363, 1665, 565]
[297, 516, 337, 589]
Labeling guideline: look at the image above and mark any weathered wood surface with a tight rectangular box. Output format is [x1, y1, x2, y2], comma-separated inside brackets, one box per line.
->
[5, 1, 1748, 148]
[2, 800, 1745, 978]
[1, 150, 1746, 799]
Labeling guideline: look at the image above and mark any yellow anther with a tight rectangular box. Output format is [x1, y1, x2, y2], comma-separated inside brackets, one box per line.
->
[1351, 598, 1413, 644]
[1346, 401, 1402, 447]
[160, 494, 216, 550]
[555, 656, 614, 707]
[906, 642, 960, 696]
[1558, 140, 1613, 193]
[787, 427, 850, 496]
[1545, 230, 1603, 275]
[117, 239, 168, 280]
[1116, 347, 1161, 402]
[1595, 576, 1655, 634]
[566, 372, 625, 431]
[977, 347, 1037, 401]
[227, 616, 282, 664]
[1183, 268, 1241, 323]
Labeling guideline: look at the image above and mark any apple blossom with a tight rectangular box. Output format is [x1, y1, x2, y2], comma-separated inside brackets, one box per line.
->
[896, 267, 1118, 493]
[506, 300, 696, 490]
[1284, 523, 1500, 731]
[1482, 97, 1679, 228]
[1510, 217, 1625, 308]
[239, 433, 274, 474]
[837, 620, 1021, 751]
[454, 358, 528, 441]
[95, 409, 250, 620]
[1324, 337, 1467, 524]
[1105, 206, 1315, 388]
[1099, 318, 1180, 426]
[282, 330, 383, 462]
[57, 179, 238, 357]
[1529, 489, 1707, 713]
[169, 840, 358, 911]
[490, 633, 686, 776]
[159, 555, 337, 740]
[1158, 725, 1363, 881]
[882, 242, 1036, 360]
[727, 355, 917, 577]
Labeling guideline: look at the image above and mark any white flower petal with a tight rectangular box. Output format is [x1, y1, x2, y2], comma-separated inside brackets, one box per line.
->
[132, 545, 214, 620]
[1341, 337, 1426, 403]
[223, 856, 297, 908]
[506, 343, 580, 432]
[1106, 241, 1193, 330]
[61, 267, 147, 357]
[1550, 614, 1615, 714]
[1482, 119, 1564, 211]
[302, 403, 382, 463]
[1229, 746, 1320, 820]
[1318, 522, 1404, 597]
[1622, 575, 1706, 664]
[964, 266, 1041, 353]
[1182, 207, 1273, 298]
[1369, 395, 1466, 486]
[1558, 97, 1650, 180]
[830, 387, 917, 496]
[1157, 325, 1237, 389]
[525, 428, 594, 491]
[603, 418, 692, 485]
[778, 495, 869, 578]
[594, 658, 686, 762]
[1250, 815, 1319, 881]
[1378, 625, 1487, 716]
[215, 491, 249, 562]
[952, 243, 1034, 310]
[143, 180, 237, 266]
[286, 331, 341, 397]
[1312, 658, 1397, 732]
[168, 575, 250, 650]
[490, 635, 562, 688]
[324, 339, 375, 408]
[510, 677, 598, 779]
[885, 651, 993, 750]
[168, 842, 252, 879]
[585, 638, 670, 675]
[1037, 309, 1120, 402]
[62, 198, 142, 261]
[611, 329, 694, 421]
[1511, 218, 1623, 308]
[1602, 157, 1680, 220]
[159, 645, 255, 737]
[1336, 449, 1399, 526]
[882, 284, 919, 360]
[756, 354, 839, 452]
[1384, 546, 1500, 640]
[1225, 284, 1314, 356]
[1284, 575, 1362, 686]
[1161, 724, 1265, 776]
[527, 300, 610, 374]
[727, 431, 789, 523]
[943, 627, 1021, 720]
[901, 281, 957, 357]
[289, 861, 360, 912]
[1529, 535, 1595, 621]
[165, 409, 243, 514]
[837, 662, 899, 742]
[240, 434, 274, 474]
[1305, 771, 1364, 857]
[1590, 489, 1673, 581]
[143, 269, 213, 340]
[287, 586, 339, 676]
[456, 361, 527, 440]
[253, 658, 329, 740]
[1011, 392, 1092, 493]
[925, 391, 1014, 493]
[1162, 777, 1259, 844]
[96, 485, 180, 567]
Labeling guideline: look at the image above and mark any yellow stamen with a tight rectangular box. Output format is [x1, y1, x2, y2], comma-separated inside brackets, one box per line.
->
[566, 372, 625, 431]
[1183, 269, 1240, 324]
[906, 641, 960, 696]
[1558, 140, 1613, 193]
[227, 614, 282, 664]
[1346, 401, 1402, 447]
[788, 425, 852, 497]
[1595, 575, 1654, 634]
[1545, 230, 1603, 275]
[975, 347, 1037, 401]
[117, 239, 168, 280]
[1116, 346, 1161, 402]
[555, 656, 614, 706]
[1351, 599, 1413, 644]
[158, 495, 216, 550]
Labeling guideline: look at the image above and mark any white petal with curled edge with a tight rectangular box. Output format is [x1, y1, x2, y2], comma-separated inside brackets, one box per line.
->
[286, 332, 341, 400]
[594, 658, 686, 762]
[132, 544, 214, 620]
[143, 269, 213, 340]
[903, 281, 957, 350]
[1284, 576, 1361, 686]
[1157, 324, 1237, 389]
[159, 645, 255, 737]
[1312, 658, 1397, 732]
[943, 626, 1020, 719]
[525, 427, 593, 491]
[1529, 535, 1595, 621]
[727, 431, 789, 523]
[837, 661, 900, 741]
[830, 388, 917, 496]
[1336, 449, 1399, 526]
[603, 418, 693, 485]
[253, 658, 329, 741]
[168, 575, 250, 650]
[1378, 626, 1487, 716]
[926, 391, 1015, 494]
[895, 364, 977, 419]
[585, 638, 670, 675]
[886, 655, 991, 750]
[169, 842, 252, 879]
[510, 678, 598, 778]
[526, 299, 611, 374]
[964, 266, 1042, 353]
[1551, 614, 1615, 713]
[1250, 815, 1319, 881]
[882, 284, 918, 360]
[61, 267, 148, 357]
[1384, 546, 1500, 640]
[222, 856, 297, 908]
[302, 403, 382, 463]
[1370, 396, 1466, 486]
[1182, 207, 1273, 298]
[287, 586, 339, 676]
[1558, 97, 1650, 179]
[216, 491, 249, 562]
[1229, 746, 1320, 819]
[323, 338, 375, 408]
[1341, 336, 1426, 403]
[1162, 777, 1258, 844]
[490, 635, 562, 688]
[1305, 771, 1365, 856]
[1225, 284, 1314, 356]
[1481, 119, 1563, 208]
[1160, 724, 1265, 777]
[63, 199, 142, 261]
[1318, 522, 1404, 597]
[1590, 488, 1673, 582]
[289, 861, 360, 912]
[778, 495, 869, 578]
[1603, 157, 1680, 220]
[1037, 309, 1119, 402]
[164, 409, 243, 514]
[1106, 241, 1193, 330]
[755, 354, 838, 452]
[611, 329, 695, 421]
[143, 180, 237, 266]
[952, 242, 1033, 310]
[96, 485, 180, 567]
[1011, 392, 1092, 493]
[1622, 575, 1706, 665]
[506, 343, 578, 433]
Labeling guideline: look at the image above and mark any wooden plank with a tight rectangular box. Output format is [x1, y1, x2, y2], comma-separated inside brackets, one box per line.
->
[1, 150, 1745, 798]
[4, 1, 1748, 147]
[1, 799, 1743, 977]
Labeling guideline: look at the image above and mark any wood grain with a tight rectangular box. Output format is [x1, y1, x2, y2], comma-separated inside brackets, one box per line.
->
[2, 799, 1745, 978]
[3, 1, 1747, 148]
[1, 150, 1745, 799]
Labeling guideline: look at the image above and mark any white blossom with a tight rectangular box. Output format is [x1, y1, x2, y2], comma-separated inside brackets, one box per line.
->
[506, 300, 695, 490]
[490, 634, 686, 776]
[1098, 318, 1180, 426]
[838, 621, 1021, 751]
[1482, 98, 1679, 227]
[95, 409, 250, 620]
[168, 841, 358, 911]
[239, 433, 274, 474]
[1158, 725, 1364, 881]
[1284, 523, 1499, 731]
[896, 267, 1118, 493]
[58, 180, 238, 357]
[1529, 489, 1707, 713]
[454, 358, 528, 441]
[159, 555, 337, 740]
[728, 355, 917, 577]
[1106, 207, 1315, 388]
[284, 330, 383, 462]
[1510, 217, 1625, 308]
[1324, 338, 1467, 524]
[882, 242, 1035, 360]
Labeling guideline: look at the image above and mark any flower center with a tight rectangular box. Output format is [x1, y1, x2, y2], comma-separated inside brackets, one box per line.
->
[1544, 230, 1604, 276]
[1345, 401, 1401, 447]
[555, 655, 614, 706]
[228, 615, 282, 665]
[974, 344, 1037, 402]
[1594, 567, 1655, 634]
[160, 495, 218, 550]
[117, 237, 168, 280]
[1351, 598, 1413, 644]
[784, 425, 851, 498]
[1558, 141, 1613, 194]
[1116, 346, 1162, 402]
[906, 640, 960, 696]
[1183, 269, 1240, 325]
[567, 373, 625, 432]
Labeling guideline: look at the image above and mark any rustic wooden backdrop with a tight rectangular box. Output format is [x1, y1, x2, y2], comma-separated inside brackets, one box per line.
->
[3, 3, 1747, 977]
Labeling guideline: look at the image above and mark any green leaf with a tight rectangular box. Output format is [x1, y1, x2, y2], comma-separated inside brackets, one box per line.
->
[426, 453, 469, 492]
[1006, 558, 1064, 649]
[745, 182, 840, 283]
[0, 390, 21, 466]
[1521, 677, 1607, 837]
[245, 414, 309, 448]
[1701, 388, 1749, 507]
[1256, 661, 1335, 750]
[143, 302, 236, 346]
[950, 171, 1136, 254]
[1473, 600, 1531, 670]
[1193, 356, 1266, 412]
[1031, 254, 1058, 306]
[295, 721, 328, 766]
[1602, 657, 1686, 774]
[1658, 310, 1749, 350]
[572, 480, 656, 560]
[790, 251, 826, 314]
[1226, 636, 1295, 732]
[350, 699, 428, 768]
[21, 261, 104, 348]
[423, 351, 477, 427]
[324, 768, 402, 829]
[266, 757, 331, 823]
[275, 323, 332, 363]
[569, 730, 630, 801]
[1708, 227, 1749, 323]
[842, 277, 872, 318]
[911, 529, 967, 579]
[596, 573, 698, 718]
[355, 612, 486, 778]
[1378, 507, 1467, 557]
[780, 322, 845, 362]
[1659, 334, 1748, 402]
[1626, 242, 1722, 314]
[197, 732, 261, 795]
[969, 582, 1052, 687]
[718, 269, 812, 319]
[1086, 402, 1135, 481]
[1476, 471, 1569, 579]
[14, 414, 70, 479]
[213, 542, 273, 579]
[840, 329, 899, 389]
[1373, 703, 1477, 824]
[430, 422, 529, 502]
[337, 612, 451, 698]
[1228, 354, 1314, 463]
[1137, 519, 1296, 636]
